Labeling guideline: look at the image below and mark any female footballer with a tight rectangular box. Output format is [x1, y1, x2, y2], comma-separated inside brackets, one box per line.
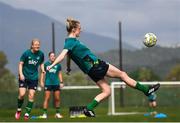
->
[15, 39, 44, 120]
[147, 92, 157, 115]
[47, 18, 160, 117]
[40, 52, 64, 119]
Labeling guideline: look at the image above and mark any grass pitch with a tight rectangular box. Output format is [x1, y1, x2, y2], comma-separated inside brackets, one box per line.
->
[0, 107, 180, 122]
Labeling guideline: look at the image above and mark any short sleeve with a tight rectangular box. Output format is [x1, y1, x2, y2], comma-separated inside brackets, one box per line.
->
[20, 51, 27, 62]
[40, 52, 44, 64]
[44, 63, 47, 72]
[63, 39, 76, 51]
[59, 64, 62, 71]
[57, 64, 62, 72]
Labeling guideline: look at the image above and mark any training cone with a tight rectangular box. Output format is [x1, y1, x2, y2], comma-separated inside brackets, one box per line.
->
[144, 113, 151, 116]
[154, 113, 167, 118]
[31, 116, 37, 119]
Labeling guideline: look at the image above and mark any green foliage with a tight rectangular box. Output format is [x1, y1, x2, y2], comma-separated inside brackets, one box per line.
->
[166, 64, 180, 81]
[0, 70, 17, 92]
[0, 51, 8, 68]
[129, 67, 160, 81]
[97, 47, 180, 80]
[62, 71, 94, 86]
[0, 51, 17, 92]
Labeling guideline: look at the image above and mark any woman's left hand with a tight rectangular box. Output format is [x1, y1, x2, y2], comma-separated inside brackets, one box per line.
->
[60, 83, 64, 89]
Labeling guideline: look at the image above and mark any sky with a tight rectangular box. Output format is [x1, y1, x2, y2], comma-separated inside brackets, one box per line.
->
[0, 0, 179, 48]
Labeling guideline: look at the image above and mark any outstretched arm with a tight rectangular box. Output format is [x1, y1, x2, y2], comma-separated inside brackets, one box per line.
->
[47, 49, 68, 70]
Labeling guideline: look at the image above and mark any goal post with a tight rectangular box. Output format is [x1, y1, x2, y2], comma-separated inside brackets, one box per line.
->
[108, 81, 180, 115]
[46, 81, 180, 116]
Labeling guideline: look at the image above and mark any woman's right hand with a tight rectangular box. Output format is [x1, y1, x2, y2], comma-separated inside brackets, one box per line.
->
[19, 74, 25, 81]
[46, 65, 52, 71]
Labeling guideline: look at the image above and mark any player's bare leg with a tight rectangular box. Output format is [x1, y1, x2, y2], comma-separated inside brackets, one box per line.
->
[106, 64, 160, 96]
[41, 91, 51, 118]
[84, 79, 111, 117]
[54, 90, 63, 118]
[15, 88, 26, 120]
[24, 89, 36, 120]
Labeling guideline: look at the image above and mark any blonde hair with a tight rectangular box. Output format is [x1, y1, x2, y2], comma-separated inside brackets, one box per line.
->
[30, 38, 40, 49]
[66, 17, 80, 34]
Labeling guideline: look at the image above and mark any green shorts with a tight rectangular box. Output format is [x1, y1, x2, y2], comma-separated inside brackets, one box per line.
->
[88, 60, 109, 82]
[44, 85, 60, 91]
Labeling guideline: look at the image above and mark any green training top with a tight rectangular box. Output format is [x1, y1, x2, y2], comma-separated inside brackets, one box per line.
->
[44, 61, 62, 85]
[20, 49, 44, 80]
[64, 37, 98, 74]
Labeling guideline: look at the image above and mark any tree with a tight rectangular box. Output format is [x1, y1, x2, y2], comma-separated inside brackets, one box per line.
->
[0, 51, 17, 92]
[129, 67, 160, 81]
[166, 64, 180, 81]
[0, 51, 8, 77]
[62, 71, 94, 86]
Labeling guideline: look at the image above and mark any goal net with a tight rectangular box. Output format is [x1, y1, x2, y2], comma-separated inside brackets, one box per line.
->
[108, 81, 180, 115]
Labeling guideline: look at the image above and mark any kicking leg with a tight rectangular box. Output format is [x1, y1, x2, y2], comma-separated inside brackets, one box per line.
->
[106, 64, 160, 96]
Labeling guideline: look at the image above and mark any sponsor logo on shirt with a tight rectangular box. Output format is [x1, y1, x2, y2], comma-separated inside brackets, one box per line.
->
[48, 65, 57, 73]
[28, 59, 38, 65]
[49, 68, 57, 73]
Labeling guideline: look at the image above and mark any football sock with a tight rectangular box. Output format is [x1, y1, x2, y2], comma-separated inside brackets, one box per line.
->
[149, 107, 156, 114]
[43, 108, 47, 114]
[149, 107, 153, 112]
[25, 101, 33, 115]
[87, 99, 99, 111]
[56, 107, 60, 113]
[17, 98, 24, 110]
[135, 81, 149, 94]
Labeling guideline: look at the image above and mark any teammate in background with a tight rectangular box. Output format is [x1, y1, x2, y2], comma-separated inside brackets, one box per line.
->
[40, 52, 64, 119]
[15, 39, 44, 120]
[148, 92, 157, 115]
[47, 17, 160, 117]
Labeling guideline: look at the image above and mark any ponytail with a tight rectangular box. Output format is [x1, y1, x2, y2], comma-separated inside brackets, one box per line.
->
[66, 17, 80, 34]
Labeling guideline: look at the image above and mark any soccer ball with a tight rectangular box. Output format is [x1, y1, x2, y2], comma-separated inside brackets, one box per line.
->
[143, 33, 157, 47]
